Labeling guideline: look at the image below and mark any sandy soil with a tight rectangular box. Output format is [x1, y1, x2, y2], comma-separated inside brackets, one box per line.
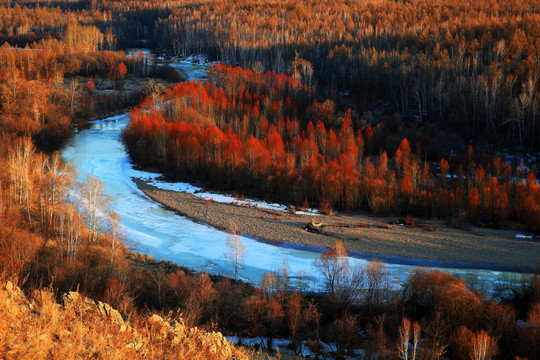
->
[135, 180, 540, 272]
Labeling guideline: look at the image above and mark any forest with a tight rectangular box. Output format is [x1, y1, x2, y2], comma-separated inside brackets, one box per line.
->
[0, 141, 539, 358]
[0, 0, 538, 150]
[151, 0, 540, 151]
[123, 64, 540, 232]
[0, 0, 539, 359]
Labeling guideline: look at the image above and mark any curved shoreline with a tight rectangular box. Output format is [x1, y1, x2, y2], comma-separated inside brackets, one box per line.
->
[134, 179, 540, 273]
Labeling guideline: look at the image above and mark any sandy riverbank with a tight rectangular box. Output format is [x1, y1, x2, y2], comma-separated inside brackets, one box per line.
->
[134, 179, 540, 272]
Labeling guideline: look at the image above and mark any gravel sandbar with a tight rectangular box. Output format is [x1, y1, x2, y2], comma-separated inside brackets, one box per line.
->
[135, 179, 540, 273]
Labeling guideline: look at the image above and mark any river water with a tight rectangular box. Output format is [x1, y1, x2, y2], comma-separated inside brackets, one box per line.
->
[60, 57, 530, 293]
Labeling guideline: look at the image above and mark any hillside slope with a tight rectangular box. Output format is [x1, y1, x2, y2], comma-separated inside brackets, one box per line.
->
[0, 280, 249, 360]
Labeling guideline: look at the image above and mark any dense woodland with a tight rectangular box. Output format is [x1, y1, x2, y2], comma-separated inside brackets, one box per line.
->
[151, 0, 540, 151]
[1, 148, 539, 360]
[123, 64, 540, 232]
[0, 0, 539, 359]
[0, 25, 182, 151]
[0, 0, 538, 149]
[0, 19, 142, 151]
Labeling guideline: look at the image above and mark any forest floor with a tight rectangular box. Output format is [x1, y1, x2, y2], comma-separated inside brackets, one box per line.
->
[134, 180, 540, 272]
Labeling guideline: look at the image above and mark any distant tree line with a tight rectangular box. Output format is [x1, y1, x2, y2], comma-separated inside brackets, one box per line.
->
[150, 0, 540, 150]
[0, 0, 537, 150]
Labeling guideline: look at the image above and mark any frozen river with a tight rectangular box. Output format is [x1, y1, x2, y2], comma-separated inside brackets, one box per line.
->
[60, 58, 531, 293]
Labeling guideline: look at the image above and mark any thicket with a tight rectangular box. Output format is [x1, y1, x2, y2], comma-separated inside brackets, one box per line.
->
[123, 64, 540, 232]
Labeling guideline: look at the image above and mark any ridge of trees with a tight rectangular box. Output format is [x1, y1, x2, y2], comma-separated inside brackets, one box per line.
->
[123, 64, 540, 232]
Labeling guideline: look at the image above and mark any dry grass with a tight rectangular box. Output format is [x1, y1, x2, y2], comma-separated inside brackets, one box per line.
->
[0, 279, 250, 360]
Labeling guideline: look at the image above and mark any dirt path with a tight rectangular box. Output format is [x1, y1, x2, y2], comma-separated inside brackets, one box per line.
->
[135, 179, 540, 272]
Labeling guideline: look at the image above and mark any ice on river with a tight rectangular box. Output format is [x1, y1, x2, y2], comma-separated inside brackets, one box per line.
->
[62, 114, 325, 287]
[60, 54, 532, 293]
[60, 112, 532, 293]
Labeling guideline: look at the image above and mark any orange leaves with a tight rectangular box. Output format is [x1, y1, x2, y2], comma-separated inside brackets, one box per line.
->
[264, 124, 286, 162]
[297, 137, 320, 168]
[200, 126, 227, 160]
[468, 187, 481, 219]
[439, 157, 449, 177]
[326, 129, 340, 161]
[400, 176, 413, 196]
[322, 240, 348, 259]
[398, 318, 421, 360]
[397, 138, 412, 158]
[526, 171, 538, 193]
[364, 126, 374, 142]
[124, 61, 539, 231]
[395, 138, 413, 177]
[0, 221, 42, 278]
[107, 61, 128, 79]
[455, 327, 498, 360]
[519, 195, 540, 232]
[244, 135, 273, 178]
[474, 165, 486, 188]
[85, 78, 95, 92]
[210, 63, 311, 108]
[403, 270, 485, 329]
[117, 62, 127, 77]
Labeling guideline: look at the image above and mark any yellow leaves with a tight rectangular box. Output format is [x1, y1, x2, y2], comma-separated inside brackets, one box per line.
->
[0, 281, 249, 360]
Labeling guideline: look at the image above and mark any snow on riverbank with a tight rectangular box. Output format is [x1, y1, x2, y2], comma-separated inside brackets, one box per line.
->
[128, 167, 320, 215]
[60, 52, 534, 295]
[225, 335, 366, 359]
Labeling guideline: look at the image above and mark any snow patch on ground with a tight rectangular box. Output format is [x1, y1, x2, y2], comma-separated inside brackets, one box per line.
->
[59, 53, 534, 296]
[225, 336, 366, 359]
[128, 167, 320, 215]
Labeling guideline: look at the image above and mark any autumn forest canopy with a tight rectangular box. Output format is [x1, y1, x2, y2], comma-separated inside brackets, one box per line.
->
[0, 0, 540, 359]
[117, 0, 540, 232]
[154, 0, 540, 151]
[0, 0, 539, 149]
[123, 63, 540, 232]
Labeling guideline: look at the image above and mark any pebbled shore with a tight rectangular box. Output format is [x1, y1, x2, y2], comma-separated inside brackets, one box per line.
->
[134, 179, 540, 273]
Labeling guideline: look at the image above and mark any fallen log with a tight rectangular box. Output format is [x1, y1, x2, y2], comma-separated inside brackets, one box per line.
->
[305, 220, 325, 233]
